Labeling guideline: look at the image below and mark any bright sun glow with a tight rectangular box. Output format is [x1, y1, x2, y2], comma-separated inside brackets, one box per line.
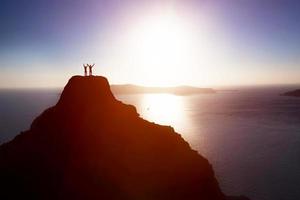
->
[125, 13, 200, 86]
[107, 10, 229, 87]
[136, 16, 191, 63]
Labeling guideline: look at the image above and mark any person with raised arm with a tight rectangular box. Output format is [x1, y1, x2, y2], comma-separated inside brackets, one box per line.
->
[83, 64, 88, 76]
[88, 64, 95, 76]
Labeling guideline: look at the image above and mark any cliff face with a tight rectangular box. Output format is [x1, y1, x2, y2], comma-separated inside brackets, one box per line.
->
[0, 76, 227, 200]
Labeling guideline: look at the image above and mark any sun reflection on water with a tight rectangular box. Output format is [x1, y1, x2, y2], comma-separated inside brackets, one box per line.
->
[139, 94, 186, 131]
[117, 93, 197, 143]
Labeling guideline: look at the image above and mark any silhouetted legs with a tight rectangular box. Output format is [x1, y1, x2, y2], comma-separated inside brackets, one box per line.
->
[88, 64, 95, 76]
[83, 64, 88, 76]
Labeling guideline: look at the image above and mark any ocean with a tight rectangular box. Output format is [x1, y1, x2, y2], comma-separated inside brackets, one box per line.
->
[0, 86, 300, 200]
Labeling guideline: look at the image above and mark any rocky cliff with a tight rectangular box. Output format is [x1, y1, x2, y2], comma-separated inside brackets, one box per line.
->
[0, 76, 248, 200]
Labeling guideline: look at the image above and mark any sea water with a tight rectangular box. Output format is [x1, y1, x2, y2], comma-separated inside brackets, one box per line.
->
[0, 86, 300, 200]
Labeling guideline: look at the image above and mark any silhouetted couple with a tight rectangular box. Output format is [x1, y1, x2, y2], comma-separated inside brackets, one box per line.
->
[83, 64, 94, 76]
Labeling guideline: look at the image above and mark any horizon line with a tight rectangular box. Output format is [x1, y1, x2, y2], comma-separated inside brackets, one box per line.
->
[1, 82, 300, 90]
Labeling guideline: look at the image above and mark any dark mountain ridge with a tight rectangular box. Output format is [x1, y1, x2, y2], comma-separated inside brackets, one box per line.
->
[0, 76, 248, 200]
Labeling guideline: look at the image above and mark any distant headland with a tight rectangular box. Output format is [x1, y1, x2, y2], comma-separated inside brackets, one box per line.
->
[111, 84, 216, 95]
[282, 89, 300, 97]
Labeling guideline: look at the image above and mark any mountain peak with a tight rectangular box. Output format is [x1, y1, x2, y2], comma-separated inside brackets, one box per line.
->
[57, 76, 116, 108]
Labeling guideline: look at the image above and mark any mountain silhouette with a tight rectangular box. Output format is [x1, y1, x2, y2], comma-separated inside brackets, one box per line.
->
[0, 76, 249, 200]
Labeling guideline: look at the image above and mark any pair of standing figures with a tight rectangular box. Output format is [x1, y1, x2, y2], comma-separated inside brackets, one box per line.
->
[83, 64, 94, 76]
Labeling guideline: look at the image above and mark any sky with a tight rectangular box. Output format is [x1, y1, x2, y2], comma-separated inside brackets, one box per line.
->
[0, 0, 300, 88]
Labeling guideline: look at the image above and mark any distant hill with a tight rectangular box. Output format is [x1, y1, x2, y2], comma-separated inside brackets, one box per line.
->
[111, 84, 216, 95]
[282, 89, 300, 97]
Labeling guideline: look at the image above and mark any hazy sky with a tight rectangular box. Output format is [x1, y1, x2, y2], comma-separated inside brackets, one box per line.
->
[1, 0, 300, 87]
